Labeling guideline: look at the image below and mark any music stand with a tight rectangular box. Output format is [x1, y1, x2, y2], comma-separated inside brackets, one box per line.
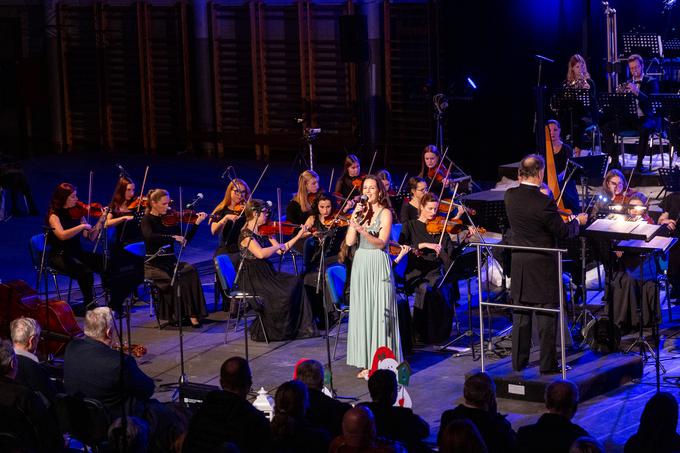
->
[460, 193, 507, 234]
[663, 38, 680, 58]
[651, 93, 680, 173]
[622, 33, 663, 59]
[657, 167, 680, 200]
[550, 88, 592, 149]
[615, 236, 677, 392]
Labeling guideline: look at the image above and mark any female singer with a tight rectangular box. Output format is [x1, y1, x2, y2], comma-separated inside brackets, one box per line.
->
[397, 193, 457, 344]
[610, 192, 660, 333]
[335, 154, 362, 201]
[562, 54, 597, 155]
[287, 170, 321, 226]
[237, 199, 317, 341]
[106, 177, 141, 245]
[346, 175, 401, 376]
[400, 177, 428, 223]
[419, 145, 450, 196]
[141, 188, 207, 327]
[46, 183, 105, 315]
[210, 178, 250, 256]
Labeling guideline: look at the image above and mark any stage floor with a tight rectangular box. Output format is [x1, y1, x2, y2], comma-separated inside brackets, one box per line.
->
[2, 153, 680, 451]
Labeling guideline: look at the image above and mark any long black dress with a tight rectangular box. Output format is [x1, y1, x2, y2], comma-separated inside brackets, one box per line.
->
[104, 209, 144, 312]
[141, 214, 207, 322]
[237, 228, 318, 341]
[399, 219, 457, 344]
[213, 206, 246, 256]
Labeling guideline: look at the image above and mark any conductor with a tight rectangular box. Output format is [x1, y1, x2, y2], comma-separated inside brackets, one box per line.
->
[505, 155, 587, 373]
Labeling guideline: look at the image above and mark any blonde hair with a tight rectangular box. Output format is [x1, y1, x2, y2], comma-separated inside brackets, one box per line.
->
[566, 54, 591, 82]
[10, 317, 41, 347]
[293, 170, 319, 213]
[212, 179, 250, 216]
[145, 188, 169, 214]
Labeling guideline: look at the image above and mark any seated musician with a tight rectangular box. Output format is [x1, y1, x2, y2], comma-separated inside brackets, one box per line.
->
[287, 170, 321, 226]
[656, 193, 680, 299]
[547, 119, 580, 213]
[237, 199, 317, 341]
[105, 176, 145, 312]
[302, 193, 347, 327]
[334, 154, 362, 203]
[376, 169, 403, 217]
[590, 169, 634, 219]
[397, 193, 458, 344]
[400, 177, 428, 223]
[46, 182, 106, 315]
[610, 192, 661, 333]
[603, 54, 659, 172]
[419, 145, 454, 196]
[561, 54, 598, 156]
[210, 178, 250, 256]
[141, 188, 207, 328]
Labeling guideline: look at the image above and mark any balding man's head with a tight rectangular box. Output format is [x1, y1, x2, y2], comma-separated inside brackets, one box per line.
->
[219, 357, 252, 398]
[545, 380, 579, 419]
[342, 406, 376, 448]
[518, 154, 545, 183]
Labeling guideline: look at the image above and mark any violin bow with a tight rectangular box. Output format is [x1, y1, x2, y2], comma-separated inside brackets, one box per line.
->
[427, 146, 450, 192]
[136, 166, 150, 215]
[328, 168, 335, 193]
[437, 163, 454, 202]
[236, 164, 269, 220]
[366, 150, 378, 175]
[87, 170, 94, 225]
[438, 182, 459, 247]
[396, 173, 408, 195]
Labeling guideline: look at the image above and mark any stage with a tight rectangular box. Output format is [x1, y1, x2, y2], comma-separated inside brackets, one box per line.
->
[2, 154, 680, 451]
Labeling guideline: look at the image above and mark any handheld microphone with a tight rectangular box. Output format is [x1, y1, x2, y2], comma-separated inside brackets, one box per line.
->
[359, 195, 368, 203]
[185, 193, 203, 209]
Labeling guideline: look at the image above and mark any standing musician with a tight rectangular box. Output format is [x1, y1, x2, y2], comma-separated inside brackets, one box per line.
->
[561, 54, 598, 156]
[335, 154, 363, 202]
[210, 178, 250, 256]
[104, 176, 145, 312]
[287, 170, 322, 226]
[345, 175, 401, 377]
[604, 54, 659, 172]
[397, 193, 458, 344]
[141, 188, 208, 328]
[610, 193, 661, 333]
[547, 119, 580, 213]
[400, 177, 428, 223]
[237, 199, 317, 341]
[46, 182, 106, 315]
[505, 155, 587, 374]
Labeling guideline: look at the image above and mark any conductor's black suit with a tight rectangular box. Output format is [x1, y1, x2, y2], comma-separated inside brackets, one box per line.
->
[504, 183, 580, 372]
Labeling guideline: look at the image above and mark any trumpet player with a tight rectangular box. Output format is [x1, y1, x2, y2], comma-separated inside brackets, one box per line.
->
[605, 54, 659, 172]
[561, 54, 598, 156]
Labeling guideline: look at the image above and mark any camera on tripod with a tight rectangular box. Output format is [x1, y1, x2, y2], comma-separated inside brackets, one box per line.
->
[304, 128, 321, 142]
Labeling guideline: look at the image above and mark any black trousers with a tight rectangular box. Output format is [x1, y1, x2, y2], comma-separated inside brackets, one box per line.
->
[602, 116, 658, 168]
[512, 303, 557, 372]
[49, 251, 104, 305]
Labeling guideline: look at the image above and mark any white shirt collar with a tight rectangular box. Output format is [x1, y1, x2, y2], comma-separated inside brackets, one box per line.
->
[14, 347, 39, 363]
[520, 181, 540, 188]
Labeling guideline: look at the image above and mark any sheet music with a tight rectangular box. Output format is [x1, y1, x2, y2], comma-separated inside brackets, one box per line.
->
[617, 236, 678, 254]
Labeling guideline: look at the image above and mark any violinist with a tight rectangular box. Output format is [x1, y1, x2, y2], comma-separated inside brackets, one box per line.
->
[603, 54, 659, 172]
[419, 144, 451, 196]
[590, 169, 635, 220]
[105, 177, 142, 244]
[210, 178, 250, 256]
[399, 177, 427, 223]
[610, 192, 661, 333]
[376, 169, 402, 217]
[334, 154, 363, 201]
[547, 119, 580, 212]
[237, 199, 317, 341]
[287, 170, 322, 226]
[45, 183, 106, 315]
[141, 188, 208, 328]
[398, 193, 458, 344]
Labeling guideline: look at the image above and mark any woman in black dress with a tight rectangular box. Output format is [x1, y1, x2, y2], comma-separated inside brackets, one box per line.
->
[397, 192, 458, 344]
[46, 182, 105, 314]
[399, 177, 427, 223]
[237, 199, 317, 341]
[141, 188, 208, 327]
[418, 144, 453, 196]
[210, 178, 250, 256]
[286, 170, 320, 226]
[334, 154, 362, 202]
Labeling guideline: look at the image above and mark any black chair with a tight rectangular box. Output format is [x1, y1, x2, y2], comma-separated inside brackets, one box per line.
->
[29, 233, 74, 304]
[54, 393, 110, 452]
[0, 406, 39, 452]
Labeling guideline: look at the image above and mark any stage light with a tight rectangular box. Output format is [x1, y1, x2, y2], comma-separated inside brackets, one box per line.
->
[467, 77, 477, 90]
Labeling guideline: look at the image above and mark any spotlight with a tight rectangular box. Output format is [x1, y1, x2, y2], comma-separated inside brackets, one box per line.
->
[467, 77, 477, 90]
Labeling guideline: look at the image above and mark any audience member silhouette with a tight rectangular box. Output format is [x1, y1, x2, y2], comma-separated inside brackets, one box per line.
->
[624, 391, 680, 453]
[328, 406, 405, 453]
[271, 380, 331, 452]
[438, 372, 515, 453]
[11, 317, 58, 404]
[358, 369, 429, 452]
[438, 418, 488, 453]
[295, 359, 351, 437]
[107, 416, 150, 453]
[182, 357, 273, 453]
[516, 380, 589, 453]
[570, 436, 604, 453]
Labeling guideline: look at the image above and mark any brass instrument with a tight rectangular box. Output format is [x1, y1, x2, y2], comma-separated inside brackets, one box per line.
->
[565, 78, 590, 90]
[616, 79, 639, 94]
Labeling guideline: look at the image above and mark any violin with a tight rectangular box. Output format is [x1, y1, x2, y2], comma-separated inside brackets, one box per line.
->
[611, 188, 637, 205]
[425, 218, 487, 236]
[161, 209, 217, 227]
[323, 215, 349, 228]
[117, 343, 148, 358]
[427, 167, 448, 184]
[68, 201, 105, 219]
[388, 240, 423, 258]
[351, 175, 366, 189]
[437, 199, 476, 216]
[231, 203, 245, 214]
[258, 221, 300, 236]
[126, 196, 149, 210]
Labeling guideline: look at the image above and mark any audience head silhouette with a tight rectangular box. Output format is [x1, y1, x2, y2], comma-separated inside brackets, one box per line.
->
[295, 359, 324, 391]
[84, 307, 115, 345]
[107, 416, 149, 453]
[463, 372, 496, 411]
[368, 369, 398, 406]
[0, 340, 17, 379]
[342, 406, 377, 448]
[439, 418, 488, 453]
[630, 391, 679, 451]
[569, 436, 604, 453]
[545, 380, 579, 419]
[219, 356, 252, 398]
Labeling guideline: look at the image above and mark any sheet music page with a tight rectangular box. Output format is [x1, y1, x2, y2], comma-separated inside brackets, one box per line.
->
[630, 223, 663, 241]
